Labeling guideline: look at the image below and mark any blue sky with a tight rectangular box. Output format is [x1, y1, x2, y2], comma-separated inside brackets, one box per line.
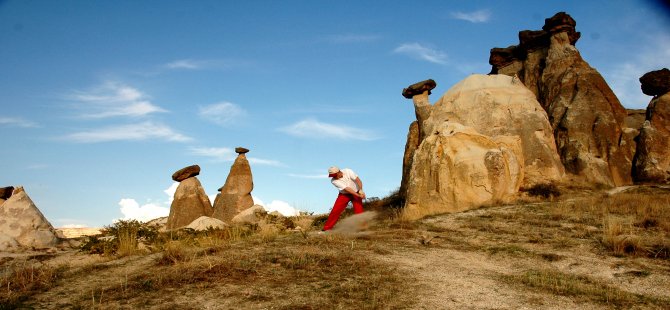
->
[1, 1, 669, 227]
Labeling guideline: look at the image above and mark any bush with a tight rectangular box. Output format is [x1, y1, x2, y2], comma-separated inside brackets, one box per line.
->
[523, 183, 561, 199]
[80, 219, 159, 255]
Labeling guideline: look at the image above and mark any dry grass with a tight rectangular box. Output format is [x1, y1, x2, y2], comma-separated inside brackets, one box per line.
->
[0, 262, 66, 308]
[503, 269, 667, 308]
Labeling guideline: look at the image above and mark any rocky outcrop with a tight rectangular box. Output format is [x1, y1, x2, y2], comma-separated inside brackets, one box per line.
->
[402, 76, 535, 219]
[186, 216, 228, 231]
[0, 187, 59, 251]
[489, 12, 632, 187]
[404, 122, 523, 220]
[231, 205, 267, 224]
[0, 186, 14, 205]
[634, 84, 670, 183]
[166, 165, 213, 230]
[172, 165, 200, 182]
[212, 147, 254, 222]
[428, 74, 564, 186]
[400, 79, 437, 199]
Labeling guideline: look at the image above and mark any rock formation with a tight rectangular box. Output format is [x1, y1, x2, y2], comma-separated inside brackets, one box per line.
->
[0, 186, 14, 205]
[172, 164, 200, 182]
[166, 165, 213, 230]
[212, 147, 254, 222]
[186, 216, 228, 231]
[489, 12, 633, 187]
[231, 204, 267, 224]
[402, 76, 528, 219]
[400, 79, 436, 198]
[0, 187, 60, 251]
[633, 68, 670, 183]
[428, 74, 564, 186]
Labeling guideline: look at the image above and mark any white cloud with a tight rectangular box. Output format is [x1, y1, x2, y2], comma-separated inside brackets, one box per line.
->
[70, 81, 167, 119]
[164, 58, 231, 70]
[198, 102, 246, 126]
[189, 146, 285, 166]
[118, 198, 170, 222]
[189, 147, 237, 162]
[248, 158, 286, 167]
[164, 182, 179, 204]
[450, 9, 492, 23]
[287, 173, 328, 179]
[279, 118, 379, 141]
[322, 34, 381, 44]
[0, 117, 39, 128]
[604, 33, 670, 108]
[62, 121, 192, 143]
[393, 43, 448, 65]
[253, 197, 302, 217]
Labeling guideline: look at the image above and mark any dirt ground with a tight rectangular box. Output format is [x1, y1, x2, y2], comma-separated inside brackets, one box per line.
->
[2, 186, 669, 309]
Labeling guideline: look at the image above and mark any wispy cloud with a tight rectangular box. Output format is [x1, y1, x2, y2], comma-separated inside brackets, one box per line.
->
[164, 58, 232, 70]
[189, 147, 236, 162]
[198, 102, 246, 126]
[321, 33, 381, 44]
[248, 158, 286, 167]
[450, 9, 492, 23]
[393, 43, 448, 65]
[605, 33, 670, 108]
[70, 81, 167, 119]
[189, 146, 285, 166]
[279, 118, 379, 140]
[62, 121, 192, 143]
[0, 117, 39, 128]
[287, 173, 328, 179]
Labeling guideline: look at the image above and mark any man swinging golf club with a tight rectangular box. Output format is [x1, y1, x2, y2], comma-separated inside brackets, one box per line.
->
[322, 166, 366, 231]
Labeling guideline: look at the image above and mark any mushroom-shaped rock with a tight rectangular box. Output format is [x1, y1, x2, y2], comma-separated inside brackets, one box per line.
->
[542, 11, 580, 44]
[172, 165, 201, 182]
[166, 176, 213, 230]
[212, 151, 254, 222]
[235, 147, 250, 154]
[634, 90, 670, 183]
[402, 79, 437, 99]
[640, 68, 670, 97]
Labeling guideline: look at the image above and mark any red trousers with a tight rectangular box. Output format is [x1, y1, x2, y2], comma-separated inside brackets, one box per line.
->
[323, 193, 363, 231]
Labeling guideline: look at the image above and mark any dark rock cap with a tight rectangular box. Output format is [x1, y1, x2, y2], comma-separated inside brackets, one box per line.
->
[402, 79, 437, 99]
[640, 68, 670, 97]
[235, 147, 249, 154]
[542, 12, 580, 45]
[0, 186, 14, 200]
[489, 45, 523, 67]
[172, 165, 201, 182]
[518, 30, 550, 52]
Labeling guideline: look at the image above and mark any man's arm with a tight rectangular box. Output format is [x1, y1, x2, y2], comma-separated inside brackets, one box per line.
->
[342, 186, 365, 199]
[354, 177, 365, 199]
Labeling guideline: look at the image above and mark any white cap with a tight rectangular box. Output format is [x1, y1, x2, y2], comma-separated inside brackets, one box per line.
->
[328, 166, 340, 177]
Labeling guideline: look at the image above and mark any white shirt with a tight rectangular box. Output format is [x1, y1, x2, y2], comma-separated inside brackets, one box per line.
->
[331, 168, 360, 193]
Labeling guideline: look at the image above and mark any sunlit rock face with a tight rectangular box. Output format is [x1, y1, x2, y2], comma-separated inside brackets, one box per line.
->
[0, 187, 59, 251]
[212, 148, 254, 223]
[490, 12, 633, 187]
[167, 165, 213, 230]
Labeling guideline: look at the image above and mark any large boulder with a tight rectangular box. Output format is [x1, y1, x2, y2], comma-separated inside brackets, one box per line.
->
[639, 68, 670, 97]
[186, 216, 228, 231]
[171, 165, 200, 182]
[428, 74, 564, 186]
[633, 93, 670, 183]
[166, 172, 213, 230]
[231, 204, 267, 224]
[212, 148, 254, 222]
[490, 12, 632, 187]
[0, 187, 59, 250]
[404, 122, 523, 220]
